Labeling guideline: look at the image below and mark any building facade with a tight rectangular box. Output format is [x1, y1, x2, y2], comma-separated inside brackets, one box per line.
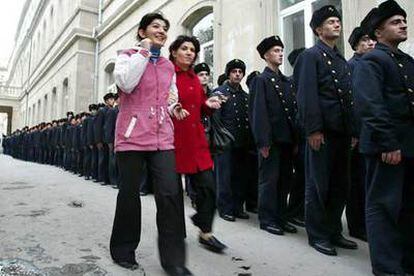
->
[2, 0, 414, 131]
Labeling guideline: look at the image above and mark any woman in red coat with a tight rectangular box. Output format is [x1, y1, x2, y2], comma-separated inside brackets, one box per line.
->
[169, 35, 227, 253]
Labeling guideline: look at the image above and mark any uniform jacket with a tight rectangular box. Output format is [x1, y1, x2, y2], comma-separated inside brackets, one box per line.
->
[114, 48, 176, 152]
[172, 65, 213, 174]
[86, 115, 96, 147]
[212, 82, 250, 148]
[104, 106, 118, 144]
[294, 40, 355, 137]
[249, 67, 298, 148]
[354, 43, 414, 157]
[94, 106, 109, 144]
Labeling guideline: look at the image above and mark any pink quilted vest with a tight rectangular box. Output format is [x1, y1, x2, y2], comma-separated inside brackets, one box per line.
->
[114, 49, 175, 152]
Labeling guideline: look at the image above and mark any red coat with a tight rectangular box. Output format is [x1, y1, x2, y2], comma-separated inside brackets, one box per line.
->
[173, 65, 213, 174]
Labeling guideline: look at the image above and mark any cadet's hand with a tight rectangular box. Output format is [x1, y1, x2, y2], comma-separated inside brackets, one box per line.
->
[308, 132, 324, 151]
[351, 137, 358, 149]
[205, 96, 222, 109]
[140, 38, 152, 50]
[260, 147, 270, 158]
[381, 150, 401, 165]
[173, 104, 190, 120]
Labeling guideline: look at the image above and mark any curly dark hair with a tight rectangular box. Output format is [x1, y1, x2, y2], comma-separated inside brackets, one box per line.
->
[136, 13, 170, 41]
[168, 35, 200, 65]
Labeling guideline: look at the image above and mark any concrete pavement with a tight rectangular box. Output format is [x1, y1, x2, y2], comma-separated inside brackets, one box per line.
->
[0, 154, 372, 275]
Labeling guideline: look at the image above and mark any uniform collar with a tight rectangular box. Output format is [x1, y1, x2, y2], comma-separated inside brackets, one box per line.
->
[375, 42, 406, 57]
[263, 66, 288, 82]
[316, 39, 341, 59]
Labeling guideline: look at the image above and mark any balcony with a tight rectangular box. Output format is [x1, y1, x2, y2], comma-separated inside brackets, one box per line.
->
[0, 85, 21, 100]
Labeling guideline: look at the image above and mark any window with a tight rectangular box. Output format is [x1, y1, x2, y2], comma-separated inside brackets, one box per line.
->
[37, 99, 41, 122]
[104, 62, 115, 93]
[279, 0, 343, 75]
[51, 87, 57, 119]
[191, 13, 214, 83]
[62, 78, 69, 115]
[43, 94, 48, 121]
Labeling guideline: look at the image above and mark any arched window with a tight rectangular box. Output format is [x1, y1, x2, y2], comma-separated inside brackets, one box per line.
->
[43, 94, 48, 121]
[50, 7, 54, 41]
[37, 99, 41, 123]
[42, 20, 47, 54]
[104, 62, 116, 93]
[51, 87, 57, 119]
[62, 78, 69, 116]
[191, 13, 214, 79]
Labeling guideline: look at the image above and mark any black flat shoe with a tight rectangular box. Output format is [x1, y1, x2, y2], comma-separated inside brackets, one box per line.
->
[114, 260, 140, 270]
[199, 235, 227, 253]
[288, 217, 306, 227]
[163, 266, 193, 276]
[220, 213, 235, 222]
[349, 231, 367, 242]
[260, 224, 284, 235]
[310, 241, 337, 256]
[282, 222, 297, 233]
[140, 191, 148, 196]
[234, 212, 249, 219]
[332, 235, 358, 249]
[246, 206, 258, 213]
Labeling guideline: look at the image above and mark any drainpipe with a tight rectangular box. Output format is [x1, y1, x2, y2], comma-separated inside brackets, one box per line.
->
[93, 0, 104, 103]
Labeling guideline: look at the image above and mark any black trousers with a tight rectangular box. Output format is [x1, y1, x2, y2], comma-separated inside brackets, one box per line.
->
[258, 144, 294, 226]
[215, 148, 250, 215]
[304, 134, 351, 243]
[184, 170, 216, 233]
[97, 145, 109, 183]
[90, 146, 98, 179]
[286, 139, 305, 220]
[365, 155, 414, 275]
[110, 150, 186, 268]
[108, 145, 119, 186]
[246, 151, 258, 210]
[346, 148, 366, 237]
[83, 147, 91, 178]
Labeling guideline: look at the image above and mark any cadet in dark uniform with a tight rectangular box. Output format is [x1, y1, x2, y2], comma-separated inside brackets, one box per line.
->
[250, 36, 298, 235]
[354, 1, 414, 274]
[95, 94, 115, 184]
[346, 22, 376, 242]
[245, 71, 260, 214]
[294, 5, 358, 255]
[213, 59, 251, 221]
[87, 104, 98, 180]
[104, 95, 119, 187]
[284, 48, 306, 228]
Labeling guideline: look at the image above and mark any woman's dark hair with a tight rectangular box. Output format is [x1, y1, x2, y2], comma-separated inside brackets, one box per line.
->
[137, 13, 170, 41]
[168, 35, 200, 64]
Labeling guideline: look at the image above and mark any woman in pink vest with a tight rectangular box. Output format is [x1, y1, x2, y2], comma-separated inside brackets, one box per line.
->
[110, 13, 192, 276]
[169, 35, 227, 253]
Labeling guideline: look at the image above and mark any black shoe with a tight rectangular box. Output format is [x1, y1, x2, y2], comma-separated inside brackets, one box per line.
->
[220, 213, 235, 222]
[140, 191, 148, 196]
[163, 266, 193, 276]
[234, 212, 249, 219]
[114, 260, 140, 270]
[282, 222, 297, 233]
[288, 217, 306, 227]
[310, 241, 337, 256]
[246, 206, 258, 213]
[260, 224, 284, 235]
[199, 235, 227, 253]
[349, 231, 367, 242]
[332, 235, 358, 249]
[84, 176, 90, 180]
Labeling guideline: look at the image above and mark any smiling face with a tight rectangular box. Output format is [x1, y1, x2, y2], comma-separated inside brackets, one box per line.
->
[138, 19, 168, 47]
[172, 41, 196, 70]
[376, 15, 408, 45]
[316, 16, 342, 40]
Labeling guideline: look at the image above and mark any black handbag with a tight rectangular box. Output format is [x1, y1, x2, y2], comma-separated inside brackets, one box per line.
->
[209, 112, 235, 154]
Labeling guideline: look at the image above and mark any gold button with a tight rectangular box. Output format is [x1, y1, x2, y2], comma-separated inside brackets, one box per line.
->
[279, 92, 283, 96]
[398, 63, 403, 68]
[323, 53, 327, 57]
[327, 61, 332, 65]
[408, 88, 413, 93]
[275, 85, 279, 88]
[331, 70, 336, 74]
[271, 78, 275, 82]
[338, 89, 342, 93]
[285, 108, 289, 111]
[334, 79, 338, 83]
